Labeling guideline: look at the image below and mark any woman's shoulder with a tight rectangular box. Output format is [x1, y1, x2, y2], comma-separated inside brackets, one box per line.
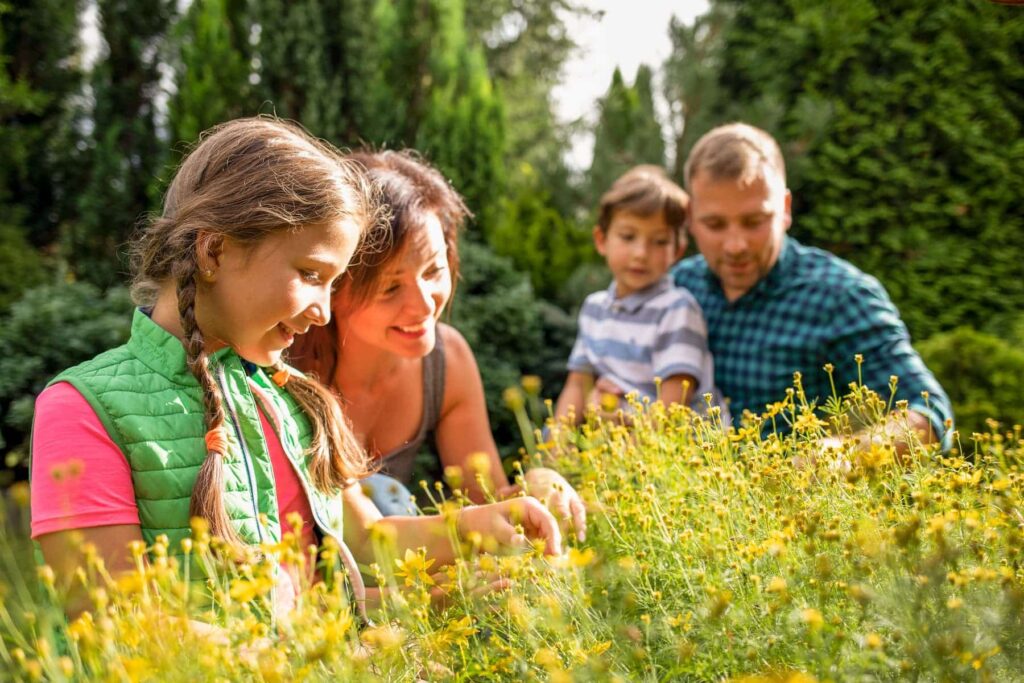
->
[437, 322, 476, 366]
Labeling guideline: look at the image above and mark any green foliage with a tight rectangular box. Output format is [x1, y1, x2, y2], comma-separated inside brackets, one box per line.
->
[0, 0, 82, 248]
[167, 0, 252, 149]
[690, 0, 1024, 340]
[448, 240, 575, 458]
[465, 0, 591, 216]
[663, 6, 732, 179]
[488, 163, 593, 299]
[0, 282, 133, 478]
[917, 326, 1024, 437]
[588, 65, 666, 205]
[67, 0, 176, 288]
[0, 225, 46, 314]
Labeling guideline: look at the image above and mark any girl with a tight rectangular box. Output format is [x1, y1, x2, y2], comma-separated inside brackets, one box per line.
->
[30, 118, 561, 614]
[290, 150, 586, 539]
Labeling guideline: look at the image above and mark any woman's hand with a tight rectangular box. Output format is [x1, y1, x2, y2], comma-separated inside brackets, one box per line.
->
[456, 497, 563, 556]
[509, 468, 586, 542]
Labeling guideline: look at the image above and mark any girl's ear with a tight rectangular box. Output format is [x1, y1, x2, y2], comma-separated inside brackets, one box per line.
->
[196, 231, 225, 279]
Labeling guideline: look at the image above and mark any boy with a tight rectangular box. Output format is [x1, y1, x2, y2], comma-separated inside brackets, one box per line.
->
[555, 165, 728, 425]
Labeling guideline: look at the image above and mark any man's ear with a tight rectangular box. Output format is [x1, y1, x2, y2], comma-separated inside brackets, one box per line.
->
[196, 231, 225, 277]
[675, 232, 688, 260]
[782, 190, 793, 231]
[592, 225, 607, 256]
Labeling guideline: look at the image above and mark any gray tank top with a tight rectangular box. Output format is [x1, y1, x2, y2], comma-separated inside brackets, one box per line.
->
[375, 332, 446, 485]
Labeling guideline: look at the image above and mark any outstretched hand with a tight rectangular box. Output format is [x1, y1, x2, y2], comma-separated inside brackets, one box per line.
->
[500, 468, 586, 542]
[457, 497, 563, 557]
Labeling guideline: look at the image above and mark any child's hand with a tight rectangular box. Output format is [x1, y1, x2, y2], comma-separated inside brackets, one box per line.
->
[456, 498, 563, 556]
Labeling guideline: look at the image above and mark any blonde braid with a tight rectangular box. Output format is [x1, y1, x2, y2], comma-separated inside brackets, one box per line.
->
[176, 256, 241, 544]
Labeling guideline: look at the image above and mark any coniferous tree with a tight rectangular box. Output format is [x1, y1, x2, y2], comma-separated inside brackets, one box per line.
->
[663, 6, 731, 180]
[696, 0, 1024, 340]
[167, 0, 252, 149]
[465, 0, 591, 216]
[588, 65, 666, 204]
[68, 0, 175, 287]
[0, 0, 83, 249]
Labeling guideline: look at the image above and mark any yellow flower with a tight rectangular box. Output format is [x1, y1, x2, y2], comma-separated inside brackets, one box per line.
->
[521, 375, 542, 396]
[799, 607, 824, 632]
[394, 548, 436, 587]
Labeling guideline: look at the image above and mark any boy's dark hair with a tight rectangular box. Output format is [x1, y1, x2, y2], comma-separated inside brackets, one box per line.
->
[597, 165, 689, 235]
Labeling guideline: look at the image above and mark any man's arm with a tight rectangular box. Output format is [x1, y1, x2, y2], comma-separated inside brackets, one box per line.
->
[825, 275, 953, 454]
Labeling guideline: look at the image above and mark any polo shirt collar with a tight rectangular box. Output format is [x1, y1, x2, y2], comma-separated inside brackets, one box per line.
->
[605, 275, 671, 313]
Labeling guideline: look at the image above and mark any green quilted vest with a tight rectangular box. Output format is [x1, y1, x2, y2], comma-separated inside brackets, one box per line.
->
[46, 309, 347, 558]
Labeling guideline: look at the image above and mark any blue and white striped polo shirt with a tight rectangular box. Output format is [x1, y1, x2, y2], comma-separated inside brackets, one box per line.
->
[567, 276, 729, 423]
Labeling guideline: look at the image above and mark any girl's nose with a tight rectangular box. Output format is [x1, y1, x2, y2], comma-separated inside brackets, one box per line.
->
[304, 290, 332, 326]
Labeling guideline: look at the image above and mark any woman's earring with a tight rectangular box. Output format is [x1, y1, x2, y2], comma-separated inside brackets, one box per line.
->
[202, 269, 215, 281]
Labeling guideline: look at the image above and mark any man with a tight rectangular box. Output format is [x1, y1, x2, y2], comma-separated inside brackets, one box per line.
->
[671, 122, 952, 450]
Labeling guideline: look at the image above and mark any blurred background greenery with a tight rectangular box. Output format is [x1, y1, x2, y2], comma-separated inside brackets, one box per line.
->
[2, 0, 1023, 487]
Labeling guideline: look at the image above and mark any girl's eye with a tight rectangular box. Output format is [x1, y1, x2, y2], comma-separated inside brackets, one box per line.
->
[300, 269, 321, 284]
[380, 283, 401, 297]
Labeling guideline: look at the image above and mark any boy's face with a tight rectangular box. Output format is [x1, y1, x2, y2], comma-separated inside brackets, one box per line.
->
[688, 169, 791, 302]
[594, 211, 685, 299]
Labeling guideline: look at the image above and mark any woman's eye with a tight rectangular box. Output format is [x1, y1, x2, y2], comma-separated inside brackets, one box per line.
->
[300, 269, 321, 284]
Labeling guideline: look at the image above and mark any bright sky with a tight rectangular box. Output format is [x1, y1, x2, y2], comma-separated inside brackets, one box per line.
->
[553, 0, 709, 171]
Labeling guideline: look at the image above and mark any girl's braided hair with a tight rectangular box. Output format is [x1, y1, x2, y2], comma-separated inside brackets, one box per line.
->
[130, 117, 380, 542]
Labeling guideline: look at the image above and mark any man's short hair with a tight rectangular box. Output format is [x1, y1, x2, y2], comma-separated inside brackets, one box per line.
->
[597, 165, 688, 235]
[684, 123, 786, 188]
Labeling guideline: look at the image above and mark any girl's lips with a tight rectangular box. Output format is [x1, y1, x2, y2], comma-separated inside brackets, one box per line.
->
[277, 323, 296, 346]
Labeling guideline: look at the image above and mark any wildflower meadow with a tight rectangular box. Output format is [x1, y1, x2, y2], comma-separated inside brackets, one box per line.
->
[2, 371, 1022, 682]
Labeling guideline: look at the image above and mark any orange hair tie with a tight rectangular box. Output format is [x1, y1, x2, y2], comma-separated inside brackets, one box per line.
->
[205, 428, 230, 455]
[272, 368, 291, 387]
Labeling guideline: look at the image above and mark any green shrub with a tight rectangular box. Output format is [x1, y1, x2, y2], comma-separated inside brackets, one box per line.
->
[917, 326, 1024, 437]
[0, 224, 46, 313]
[449, 239, 576, 460]
[0, 281, 133, 482]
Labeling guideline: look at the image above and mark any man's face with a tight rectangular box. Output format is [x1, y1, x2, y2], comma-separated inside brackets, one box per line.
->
[688, 170, 792, 302]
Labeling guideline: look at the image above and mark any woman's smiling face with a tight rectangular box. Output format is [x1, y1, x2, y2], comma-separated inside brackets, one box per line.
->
[196, 218, 361, 366]
[336, 211, 452, 359]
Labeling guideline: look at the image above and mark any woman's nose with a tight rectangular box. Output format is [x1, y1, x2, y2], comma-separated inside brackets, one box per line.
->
[405, 281, 435, 317]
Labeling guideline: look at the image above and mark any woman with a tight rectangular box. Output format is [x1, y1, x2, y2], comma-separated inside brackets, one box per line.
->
[30, 120, 561, 619]
[291, 150, 586, 540]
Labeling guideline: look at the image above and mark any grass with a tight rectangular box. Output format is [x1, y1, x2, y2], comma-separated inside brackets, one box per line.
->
[1, 375, 1022, 681]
